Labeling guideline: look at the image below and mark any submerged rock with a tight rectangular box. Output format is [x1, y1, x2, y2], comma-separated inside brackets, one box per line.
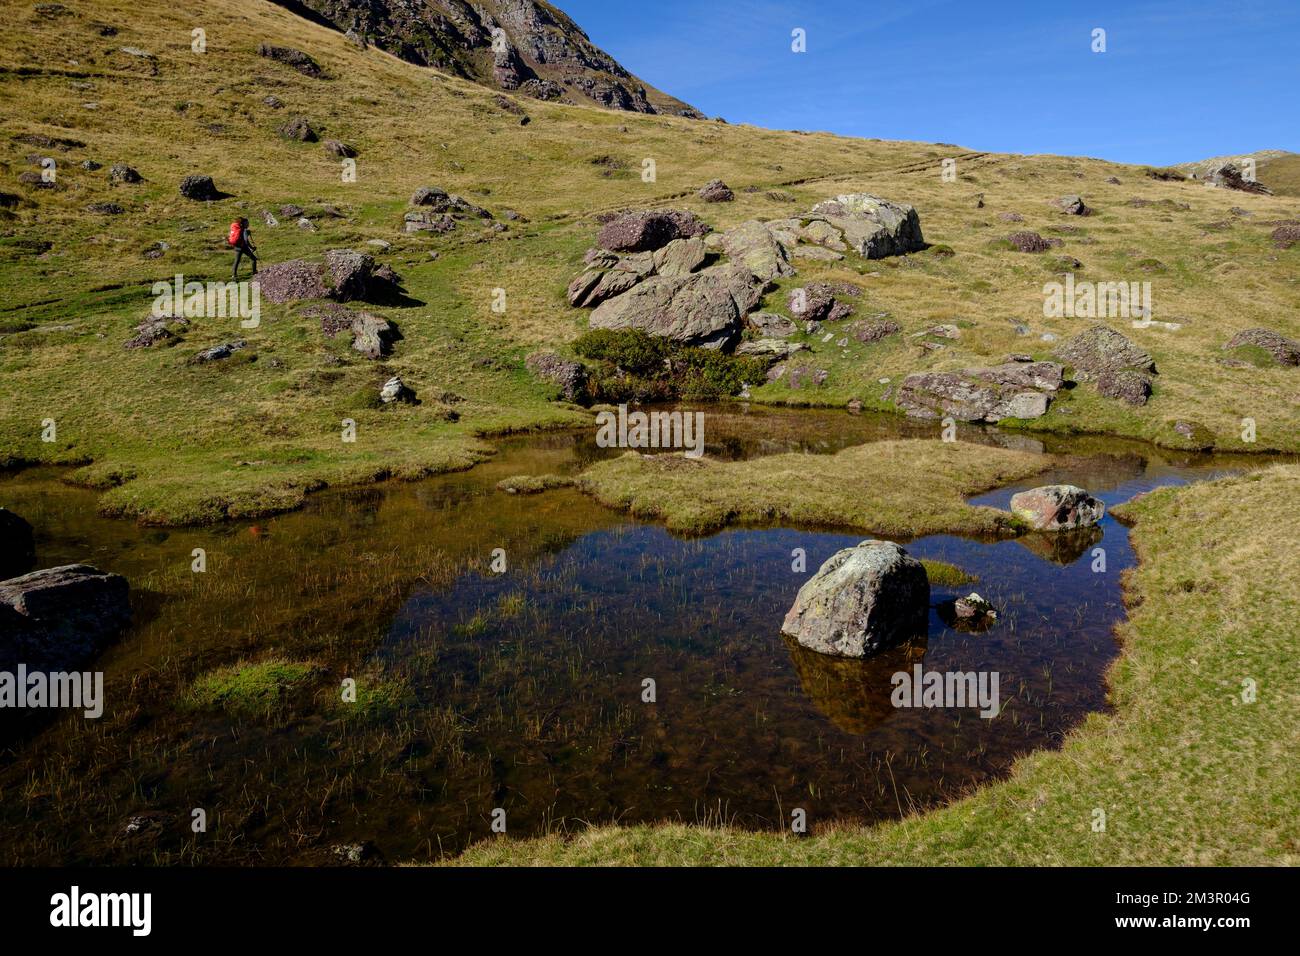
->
[0, 564, 131, 672]
[781, 541, 930, 658]
[939, 592, 999, 632]
[1010, 485, 1105, 531]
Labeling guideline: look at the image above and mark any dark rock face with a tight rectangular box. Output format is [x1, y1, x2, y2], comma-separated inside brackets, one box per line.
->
[1202, 162, 1271, 195]
[596, 209, 710, 252]
[0, 565, 131, 673]
[279, 0, 702, 117]
[782, 541, 929, 659]
[0, 509, 36, 580]
[1224, 328, 1300, 366]
[257, 43, 324, 78]
[1010, 485, 1105, 532]
[525, 350, 587, 402]
[178, 174, 219, 200]
[895, 362, 1064, 422]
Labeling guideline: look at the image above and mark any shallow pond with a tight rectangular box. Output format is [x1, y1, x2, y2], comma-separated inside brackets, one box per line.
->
[0, 407, 1284, 863]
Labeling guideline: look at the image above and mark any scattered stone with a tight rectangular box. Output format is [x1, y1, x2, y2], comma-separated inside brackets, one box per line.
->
[109, 163, 141, 183]
[1051, 194, 1092, 215]
[379, 376, 415, 404]
[1270, 224, 1300, 249]
[781, 541, 929, 659]
[191, 340, 247, 363]
[311, 304, 397, 359]
[0, 565, 131, 673]
[258, 43, 324, 78]
[278, 116, 317, 142]
[806, 194, 925, 259]
[787, 365, 830, 389]
[735, 339, 808, 360]
[178, 174, 220, 200]
[697, 179, 734, 202]
[124, 314, 188, 350]
[998, 212, 1024, 222]
[1010, 485, 1105, 531]
[525, 351, 587, 402]
[322, 139, 357, 158]
[262, 210, 279, 227]
[1172, 420, 1215, 449]
[940, 592, 999, 631]
[850, 319, 900, 343]
[1222, 328, 1300, 367]
[79, 159, 102, 171]
[262, 95, 284, 109]
[86, 201, 123, 215]
[1005, 231, 1059, 253]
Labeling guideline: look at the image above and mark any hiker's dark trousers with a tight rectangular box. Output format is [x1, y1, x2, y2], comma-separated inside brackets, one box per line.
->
[232, 242, 257, 279]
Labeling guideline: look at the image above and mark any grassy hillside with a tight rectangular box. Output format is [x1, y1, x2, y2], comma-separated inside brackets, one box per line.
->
[453, 464, 1300, 865]
[3, 0, 1300, 527]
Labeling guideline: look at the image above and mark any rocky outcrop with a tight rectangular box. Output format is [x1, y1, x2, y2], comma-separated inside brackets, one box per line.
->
[805, 194, 925, 259]
[788, 282, 857, 323]
[280, 0, 702, 117]
[1202, 162, 1271, 195]
[1223, 328, 1300, 367]
[0, 565, 131, 673]
[1010, 485, 1105, 531]
[1055, 325, 1157, 404]
[0, 509, 36, 580]
[526, 350, 587, 402]
[596, 209, 709, 252]
[257, 260, 329, 304]
[894, 362, 1064, 422]
[781, 541, 929, 659]
[178, 174, 219, 200]
[720, 220, 794, 281]
[697, 179, 734, 202]
[257, 43, 324, 78]
[311, 304, 397, 359]
[748, 312, 797, 338]
[258, 251, 400, 304]
[587, 263, 762, 350]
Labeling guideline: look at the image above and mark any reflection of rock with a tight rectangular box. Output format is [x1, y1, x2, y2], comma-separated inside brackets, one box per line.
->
[785, 634, 925, 735]
[1014, 525, 1104, 565]
[782, 540, 929, 658]
[0, 508, 37, 579]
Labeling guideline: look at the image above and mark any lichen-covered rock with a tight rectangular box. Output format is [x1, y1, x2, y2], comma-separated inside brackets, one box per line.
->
[895, 362, 1063, 422]
[587, 263, 761, 349]
[720, 220, 794, 281]
[1055, 325, 1156, 380]
[748, 312, 797, 338]
[781, 541, 930, 658]
[805, 194, 924, 259]
[597, 209, 710, 253]
[525, 350, 587, 402]
[1096, 368, 1154, 405]
[1010, 485, 1105, 531]
[0, 564, 131, 672]
[1223, 328, 1300, 367]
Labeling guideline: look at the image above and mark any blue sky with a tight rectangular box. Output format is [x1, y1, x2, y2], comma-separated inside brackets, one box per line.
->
[561, 0, 1299, 165]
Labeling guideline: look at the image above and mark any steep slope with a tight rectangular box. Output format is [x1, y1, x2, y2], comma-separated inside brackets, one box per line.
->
[273, 0, 705, 117]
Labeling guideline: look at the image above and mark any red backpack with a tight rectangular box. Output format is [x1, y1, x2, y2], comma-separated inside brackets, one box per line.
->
[227, 220, 243, 246]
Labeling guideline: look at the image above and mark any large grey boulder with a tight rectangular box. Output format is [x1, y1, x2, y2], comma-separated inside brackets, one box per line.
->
[782, 541, 930, 658]
[0, 509, 36, 580]
[894, 362, 1064, 422]
[806, 194, 925, 259]
[1010, 485, 1105, 531]
[720, 220, 795, 282]
[588, 263, 763, 349]
[0, 565, 131, 672]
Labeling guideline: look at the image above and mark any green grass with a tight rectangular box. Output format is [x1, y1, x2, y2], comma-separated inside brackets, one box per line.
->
[450, 464, 1300, 865]
[496, 473, 575, 494]
[920, 559, 978, 587]
[574, 440, 1049, 537]
[183, 657, 319, 714]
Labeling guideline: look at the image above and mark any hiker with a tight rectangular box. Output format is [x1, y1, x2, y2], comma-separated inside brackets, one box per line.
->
[229, 217, 257, 280]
